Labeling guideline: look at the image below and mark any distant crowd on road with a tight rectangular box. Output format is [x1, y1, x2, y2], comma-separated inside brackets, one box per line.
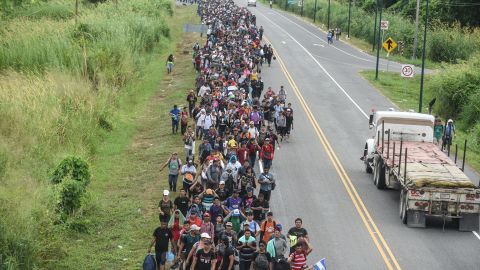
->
[145, 1, 314, 270]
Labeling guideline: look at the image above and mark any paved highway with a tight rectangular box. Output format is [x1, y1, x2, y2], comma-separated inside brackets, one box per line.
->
[237, 1, 480, 269]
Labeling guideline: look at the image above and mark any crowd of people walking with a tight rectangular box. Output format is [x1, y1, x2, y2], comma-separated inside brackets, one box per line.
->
[146, 1, 314, 270]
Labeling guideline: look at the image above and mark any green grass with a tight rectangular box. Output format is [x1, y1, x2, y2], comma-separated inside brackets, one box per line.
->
[360, 70, 480, 174]
[52, 6, 202, 269]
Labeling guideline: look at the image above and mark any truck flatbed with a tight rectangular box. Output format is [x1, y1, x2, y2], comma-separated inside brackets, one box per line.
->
[377, 141, 475, 189]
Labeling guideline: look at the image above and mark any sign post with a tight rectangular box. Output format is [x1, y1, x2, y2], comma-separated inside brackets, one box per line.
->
[380, 20, 389, 30]
[401, 64, 415, 102]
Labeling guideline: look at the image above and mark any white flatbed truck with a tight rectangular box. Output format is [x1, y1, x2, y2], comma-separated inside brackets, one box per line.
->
[362, 111, 480, 230]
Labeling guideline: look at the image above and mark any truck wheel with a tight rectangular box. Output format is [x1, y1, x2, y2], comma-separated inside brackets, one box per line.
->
[365, 160, 373, 174]
[373, 158, 386, 189]
[399, 189, 407, 224]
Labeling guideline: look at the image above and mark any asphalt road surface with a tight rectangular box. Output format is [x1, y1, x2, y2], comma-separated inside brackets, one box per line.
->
[235, 1, 480, 269]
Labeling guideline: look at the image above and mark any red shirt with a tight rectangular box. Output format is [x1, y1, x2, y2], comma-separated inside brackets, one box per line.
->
[260, 144, 274, 160]
[290, 251, 308, 270]
[189, 216, 202, 227]
[237, 147, 249, 164]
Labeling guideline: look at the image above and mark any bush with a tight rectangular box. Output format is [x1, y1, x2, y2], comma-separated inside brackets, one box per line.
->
[428, 24, 472, 63]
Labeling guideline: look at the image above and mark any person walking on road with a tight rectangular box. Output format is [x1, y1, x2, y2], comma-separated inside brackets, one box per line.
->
[148, 221, 176, 270]
[258, 167, 275, 202]
[287, 218, 308, 254]
[260, 138, 275, 170]
[327, 30, 333, 44]
[335, 28, 341, 40]
[167, 54, 175, 74]
[237, 228, 257, 270]
[442, 119, 455, 151]
[433, 117, 443, 146]
[259, 212, 276, 244]
[170, 105, 181, 134]
[161, 152, 182, 192]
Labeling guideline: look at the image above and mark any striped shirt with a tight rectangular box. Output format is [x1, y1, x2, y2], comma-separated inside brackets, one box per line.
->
[290, 251, 307, 270]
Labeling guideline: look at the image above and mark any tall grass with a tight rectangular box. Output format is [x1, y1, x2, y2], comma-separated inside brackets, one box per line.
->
[270, 0, 480, 63]
[0, 0, 173, 268]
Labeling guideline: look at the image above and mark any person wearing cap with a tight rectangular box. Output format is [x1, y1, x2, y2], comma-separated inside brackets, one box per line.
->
[160, 153, 182, 192]
[220, 221, 237, 247]
[224, 208, 246, 233]
[442, 118, 455, 150]
[148, 220, 175, 270]
[247, 139, 261, 167]
[159, 190, 174, 222]
[200, 212, 215, 238]
[183, 127, 196, 161]
[187, 232, 213, 267]
[266, 226, 287, 263]
[220, 167, 235, 196]
[215, 182, 229, 202]
[178, 224, 200, 270]
[190, 237, 216, 270]
[218, 235, 235, 270]
[258, 167, 275, 202]
[209, 196, 224, 219]
[188, 209, 203, 228]
[196, 109, 207, 140]
[259, 138, 274, 170]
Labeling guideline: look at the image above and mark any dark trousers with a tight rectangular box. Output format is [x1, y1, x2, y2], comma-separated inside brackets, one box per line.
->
[239, 261, 252, 270]
[259, 189, 272, 201]
[181, 123, 187, 135]
[169, 174, 179, 191]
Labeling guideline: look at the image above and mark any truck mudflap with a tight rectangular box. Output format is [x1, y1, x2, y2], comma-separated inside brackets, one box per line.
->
[459, 214, 480, 231]
[407, 210, 427, 228]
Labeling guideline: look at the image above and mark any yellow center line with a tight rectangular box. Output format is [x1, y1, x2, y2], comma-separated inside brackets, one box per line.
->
[264, 36, 401, 270]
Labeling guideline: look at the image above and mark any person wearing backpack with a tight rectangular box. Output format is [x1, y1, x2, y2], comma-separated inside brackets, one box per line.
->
[252, 242, 272, 270]
[218, 236, 235, 270]
[160, 152, 182, 192]
[260, 138, 275, 170]
[258, 168, 275, 202]
[442, 119, 455, 151]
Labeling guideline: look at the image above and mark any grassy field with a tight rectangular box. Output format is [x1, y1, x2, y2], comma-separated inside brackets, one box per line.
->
[52, 5, 201, 269]
[360, 70, 480, 175]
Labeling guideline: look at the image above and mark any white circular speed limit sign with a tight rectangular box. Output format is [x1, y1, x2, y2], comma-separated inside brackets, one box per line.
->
[401, 64, 415, 78]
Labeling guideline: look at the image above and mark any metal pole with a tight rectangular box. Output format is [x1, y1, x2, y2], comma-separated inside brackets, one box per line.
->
[285, 0, 288, 10]
[412, 0, 420, 60]
[447, 141, 451, 157]
[313, 0, 318, 22]
[398, 140, 403, 176]
[372, 4, 378, 52]
[404, 148, 408, 180]
[392, 142, 396, 168]
[347, 0, 352, 38]
[387, 129, 391, 158]
[327, 0, 331, 30]
[301, 0, 304, 16]
[419, 0, 429, 113]
[375, 0, 383, 80]
[454, 144, 458, 163]
[377, 131, 380, 147]
[381, 120, 385, 153]
[461, 140, 467, 171]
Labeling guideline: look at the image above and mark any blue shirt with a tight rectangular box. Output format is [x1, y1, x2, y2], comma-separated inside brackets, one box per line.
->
[170, 108, 180, 121]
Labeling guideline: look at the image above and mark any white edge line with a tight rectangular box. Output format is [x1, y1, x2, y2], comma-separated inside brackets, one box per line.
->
[258, 12, 369, 119]
[473, 231, 480, 241]
[266, 7, 378, 64]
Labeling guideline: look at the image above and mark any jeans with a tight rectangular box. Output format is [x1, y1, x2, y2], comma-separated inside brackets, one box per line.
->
[239, 261, 252, 270]
[172, 120, 179, 133]
[169, 174, 179, 191]
[259, 189, 271, 201]
[263, 159, 272, 170]
[167, 62, 174, 74]
[249, 155, 257, 168]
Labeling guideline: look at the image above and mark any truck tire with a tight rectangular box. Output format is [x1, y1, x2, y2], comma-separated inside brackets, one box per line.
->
[364, 143, 373, 174]
[365, 160, 373, 174]
[373, 157, 386, 189]
[399, 189, 407, 224]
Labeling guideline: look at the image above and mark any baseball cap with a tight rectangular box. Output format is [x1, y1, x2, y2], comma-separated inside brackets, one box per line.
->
[200, 233, 211, 239]
[233, 209, 240, 216]
[225, 222, 233, 226]
[219, 181, 225, 185]
[190, 224, 200, 231]
[163, 190, 169, 196]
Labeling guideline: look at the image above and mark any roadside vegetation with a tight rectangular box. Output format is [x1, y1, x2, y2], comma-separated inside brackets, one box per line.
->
[261, 0, 480, 174]
[0, 0, 197, 268]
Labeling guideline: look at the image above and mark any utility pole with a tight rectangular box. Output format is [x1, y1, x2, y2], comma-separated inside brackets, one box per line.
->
[372, 5, 378, 52]
[301, 0, 304, 16]
[419, 0, 429, 113]
[375, 0, 383, 80]
[327, 0, 331, 30]
[313, 0, 318, 23]
[347, 0, 352, 38]
[75, 0, 78, 24]
[412, 0, 420, 60]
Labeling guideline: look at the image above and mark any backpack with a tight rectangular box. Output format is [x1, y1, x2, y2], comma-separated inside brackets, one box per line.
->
[255, 253, 270, 270]
[168, 158, 180, 171]
[260, 220, 276, 242]
[143, 254, 157, 270]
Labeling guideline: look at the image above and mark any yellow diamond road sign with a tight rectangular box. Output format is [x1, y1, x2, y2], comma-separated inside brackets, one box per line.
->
[383, 37, 397, 53]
